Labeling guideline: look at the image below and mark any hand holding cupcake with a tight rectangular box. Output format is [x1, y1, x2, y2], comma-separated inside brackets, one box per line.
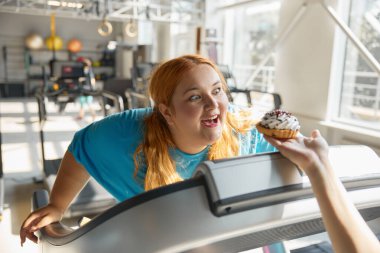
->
[256, 109, 300, 139]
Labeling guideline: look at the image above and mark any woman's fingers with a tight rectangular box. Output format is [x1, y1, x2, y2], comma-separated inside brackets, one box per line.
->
[32, 215, 57, 231]
[311, 129, 321, 139]
[23, 229, 39, 245]
[20, 214, 43, 246]
[21, 212, 43, 230]
[20, 226, 39, 246]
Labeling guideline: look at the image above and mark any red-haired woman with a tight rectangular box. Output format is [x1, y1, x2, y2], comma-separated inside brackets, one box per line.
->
[20, 54, 275, 245]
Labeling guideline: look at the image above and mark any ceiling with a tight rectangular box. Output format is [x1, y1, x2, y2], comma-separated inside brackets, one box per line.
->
[0, 0, 205, 24]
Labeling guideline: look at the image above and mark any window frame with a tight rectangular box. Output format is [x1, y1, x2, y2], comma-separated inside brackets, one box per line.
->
[328, 0, 380, 132]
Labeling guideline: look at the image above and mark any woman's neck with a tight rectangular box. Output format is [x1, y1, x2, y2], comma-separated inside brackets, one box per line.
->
[175, 142, 208, 155]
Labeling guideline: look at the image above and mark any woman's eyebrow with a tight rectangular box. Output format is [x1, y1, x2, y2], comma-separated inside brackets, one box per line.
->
[211, 80, 221, 86]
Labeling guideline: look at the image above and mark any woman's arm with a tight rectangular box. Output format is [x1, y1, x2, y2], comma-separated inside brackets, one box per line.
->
[49, 151, 90, 213]
[20, 151, 90, 246]
[265, 130, 380, 253]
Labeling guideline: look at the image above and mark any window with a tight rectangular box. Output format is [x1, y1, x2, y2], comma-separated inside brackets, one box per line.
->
[336, 0, 380, 130]
[223, 0, 281, 92]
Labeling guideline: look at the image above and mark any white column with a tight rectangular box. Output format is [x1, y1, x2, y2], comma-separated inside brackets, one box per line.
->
[274, 0, 338, 135]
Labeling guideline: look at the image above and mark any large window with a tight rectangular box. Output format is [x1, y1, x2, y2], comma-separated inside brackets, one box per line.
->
[337, 0, 380, 130]
[222, 0, 281, 92]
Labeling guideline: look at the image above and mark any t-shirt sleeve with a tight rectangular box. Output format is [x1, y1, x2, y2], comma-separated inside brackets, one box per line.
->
[68, 114, 123, 181]
[67, 108, 151, 201]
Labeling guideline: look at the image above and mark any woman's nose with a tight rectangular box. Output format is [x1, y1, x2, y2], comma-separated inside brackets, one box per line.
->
[205, 95, 218, 109]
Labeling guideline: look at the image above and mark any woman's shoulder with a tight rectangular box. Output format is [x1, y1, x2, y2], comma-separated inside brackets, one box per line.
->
[96, 107, 153, 126]
[122, 107, 153, 120]
[111, 107, 153, 121]
[81, 107, 152, 136]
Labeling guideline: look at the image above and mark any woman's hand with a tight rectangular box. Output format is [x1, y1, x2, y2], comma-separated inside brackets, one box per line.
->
[19, 204, 64, 246]
[264, 129, 330, 176]
[19, 151, 90, 246]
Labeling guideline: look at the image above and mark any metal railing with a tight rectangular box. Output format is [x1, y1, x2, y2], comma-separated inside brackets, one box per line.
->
[232, 64, 276, 92]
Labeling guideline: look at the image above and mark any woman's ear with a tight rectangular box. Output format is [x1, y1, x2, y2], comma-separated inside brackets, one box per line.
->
[158, 103, 174, 125]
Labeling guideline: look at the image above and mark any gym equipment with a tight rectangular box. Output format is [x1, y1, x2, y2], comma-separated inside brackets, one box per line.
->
[0, 101, 3, 221]
[98, 19, 113, 37]
[45, 36, 63, 51]
[25, 33, 44, 50]
[124, 62, 156, 109]
[33, 145, 380, 252]
[46, 13, 63, 52]
[125, 20, 137, 38]
[103, 78, 134, 109]
[35, 95, 121, 217]
[67, 38, 82, 53]
[98, 1, 112, 37]
[45, 60, 92, 113]
[35, 61, 124, 217]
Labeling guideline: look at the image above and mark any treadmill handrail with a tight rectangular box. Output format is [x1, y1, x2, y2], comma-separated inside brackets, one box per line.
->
[34, 88, 124, 184]
[32, 172, 380, 247]
[33, 178, 205, 246]
[35, 89, 124, 130]
[100, 90, 124, 113]
[124, 89, 151, 109]
[32, 146, 380, 251]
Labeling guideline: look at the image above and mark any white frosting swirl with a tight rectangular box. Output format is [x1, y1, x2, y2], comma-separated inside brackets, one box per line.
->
[259, 110, 300, 131]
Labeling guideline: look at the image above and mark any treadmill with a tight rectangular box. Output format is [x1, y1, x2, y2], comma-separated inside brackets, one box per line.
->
[0, 99, 3, 221]
[32, 145, 380, 252]
[35, 61, 125, 217]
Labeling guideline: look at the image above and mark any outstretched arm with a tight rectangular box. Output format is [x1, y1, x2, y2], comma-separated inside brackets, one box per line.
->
[265, 130, 380, 253]
[20, 151, 90, 246]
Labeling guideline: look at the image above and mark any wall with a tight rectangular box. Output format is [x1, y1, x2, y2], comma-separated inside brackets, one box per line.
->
[0, 12, 197, 85]
[0, 12, 122, 95]
[275, 0, 338, 136]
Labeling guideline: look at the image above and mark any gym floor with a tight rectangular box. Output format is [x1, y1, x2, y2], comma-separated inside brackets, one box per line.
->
[0, 98, 97, 252]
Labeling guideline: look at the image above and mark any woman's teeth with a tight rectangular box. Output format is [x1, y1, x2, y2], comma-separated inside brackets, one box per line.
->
[202, 116, 219, 126]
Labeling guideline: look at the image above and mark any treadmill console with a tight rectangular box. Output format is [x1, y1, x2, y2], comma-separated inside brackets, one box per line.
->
[194, 152, 303, 216]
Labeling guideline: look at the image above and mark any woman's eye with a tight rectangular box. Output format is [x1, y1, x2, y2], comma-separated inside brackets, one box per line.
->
[213, 87, 222, 95]
[189, 95, 201, 101]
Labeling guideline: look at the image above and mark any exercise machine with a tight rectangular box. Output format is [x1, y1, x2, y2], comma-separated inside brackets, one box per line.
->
[33, 145, 380, 252]
[124, 62, 157, 109]
[43, 60, 123, 115]
[35, 61, 125, 217]
[0, 100, 3, 221]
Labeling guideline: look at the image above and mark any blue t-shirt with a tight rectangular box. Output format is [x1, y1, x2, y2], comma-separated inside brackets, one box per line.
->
[68, 107, 276, 201]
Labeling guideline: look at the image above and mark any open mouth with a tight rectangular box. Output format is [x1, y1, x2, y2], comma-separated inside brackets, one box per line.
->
[201, 115, 219, 127]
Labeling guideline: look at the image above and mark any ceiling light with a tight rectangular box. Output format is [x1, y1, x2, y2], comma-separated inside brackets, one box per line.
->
[47, 1, 83, 9]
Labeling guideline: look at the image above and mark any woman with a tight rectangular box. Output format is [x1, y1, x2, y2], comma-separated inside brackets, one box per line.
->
[20, 54, 275, 245]
[265, 130, 380, 253]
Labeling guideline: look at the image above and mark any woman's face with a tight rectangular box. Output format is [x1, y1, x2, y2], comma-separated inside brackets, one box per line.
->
[159, 64, 229, 154]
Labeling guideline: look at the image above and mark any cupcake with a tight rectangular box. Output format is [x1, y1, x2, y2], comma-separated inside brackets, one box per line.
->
[256, 109, 300, 139]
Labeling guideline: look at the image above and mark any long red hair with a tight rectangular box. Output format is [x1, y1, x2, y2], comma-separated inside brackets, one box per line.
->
[134, 55, 254, 190]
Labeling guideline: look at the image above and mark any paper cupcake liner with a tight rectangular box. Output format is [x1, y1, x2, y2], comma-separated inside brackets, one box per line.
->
[256, 123, 298, 139]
